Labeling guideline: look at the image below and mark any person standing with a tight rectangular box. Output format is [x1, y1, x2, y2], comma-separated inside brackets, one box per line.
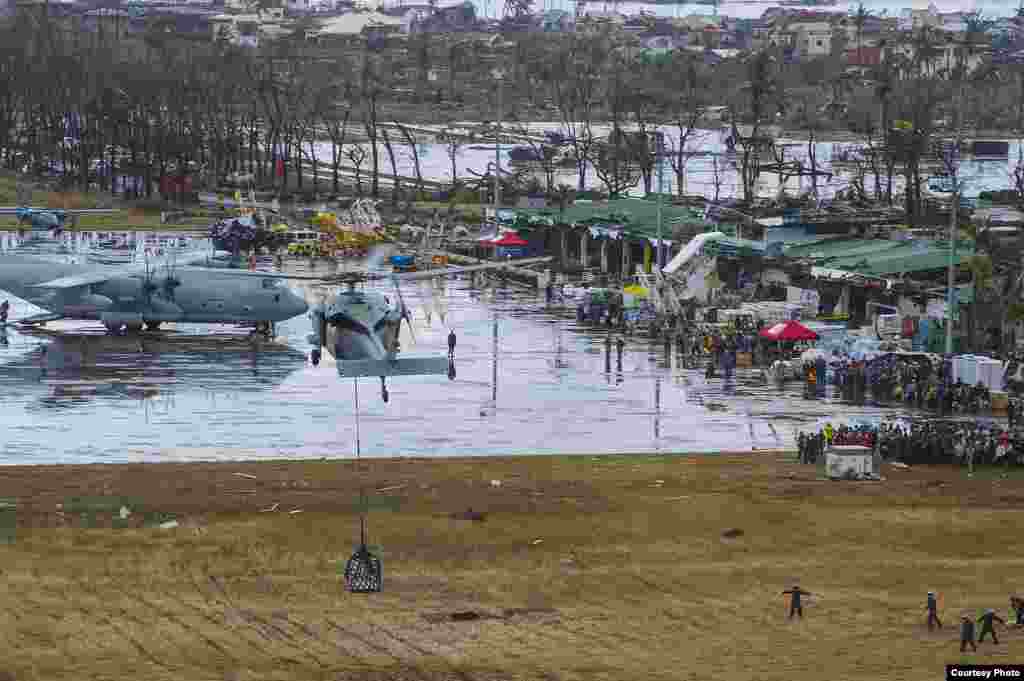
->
[0, 299, 8, 324]
[447, 330, 457, 359]
[782, 585, 811, 619]
[1011, 597, 1024, 626]
[978, 609, 1005, 644]
[960, 615, 977, 652]
[926, 592, 942, 630]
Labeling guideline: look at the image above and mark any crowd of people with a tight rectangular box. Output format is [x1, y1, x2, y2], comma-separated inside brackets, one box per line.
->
[796, 419, 1022, 471]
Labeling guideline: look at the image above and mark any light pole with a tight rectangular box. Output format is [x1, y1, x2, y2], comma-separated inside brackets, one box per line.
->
[491, 63, 506, 216]
[656, 129, 664, 271]
[945, 59, 968, 356]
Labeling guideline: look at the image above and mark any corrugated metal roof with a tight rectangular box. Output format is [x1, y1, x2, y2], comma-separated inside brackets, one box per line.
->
[785, 237, 975, 275]
[509, 198, 708, 239]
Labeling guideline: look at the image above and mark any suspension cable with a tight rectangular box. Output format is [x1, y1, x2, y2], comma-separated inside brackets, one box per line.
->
[353, 376, 366, 547]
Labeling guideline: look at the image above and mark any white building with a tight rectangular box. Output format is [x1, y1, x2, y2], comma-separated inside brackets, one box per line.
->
[790, 21, 833, 57]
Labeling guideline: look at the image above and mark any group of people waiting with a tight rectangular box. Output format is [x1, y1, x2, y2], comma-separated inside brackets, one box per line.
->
[797, 420, 1021, 471]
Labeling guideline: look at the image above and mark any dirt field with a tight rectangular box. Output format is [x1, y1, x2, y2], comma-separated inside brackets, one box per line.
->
[1, 452, 1022, 681]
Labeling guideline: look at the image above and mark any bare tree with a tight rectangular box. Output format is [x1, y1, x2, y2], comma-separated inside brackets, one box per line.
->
[346, 144, 368, 196]
[728, 51, 784, 203]
[537, 32, 609, 191]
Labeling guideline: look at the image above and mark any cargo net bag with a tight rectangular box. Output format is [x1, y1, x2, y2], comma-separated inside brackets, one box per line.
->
[345, 377, 382, 594]
[344, 542, 381, 593]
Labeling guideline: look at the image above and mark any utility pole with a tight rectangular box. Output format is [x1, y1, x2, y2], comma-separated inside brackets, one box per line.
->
[491, 310, 498, 407]
[946, 48, 968, 356]
[492, 65, 505, 216]
[656, 130, 664, 271]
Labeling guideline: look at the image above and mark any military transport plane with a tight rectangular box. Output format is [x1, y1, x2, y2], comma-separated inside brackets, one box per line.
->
[0, 250, 309, 334]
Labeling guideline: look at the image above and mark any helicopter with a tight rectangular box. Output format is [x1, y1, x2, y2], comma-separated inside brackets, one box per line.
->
[306, 248, 552, 403]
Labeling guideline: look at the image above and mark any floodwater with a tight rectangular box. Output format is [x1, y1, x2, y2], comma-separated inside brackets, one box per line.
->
[0, 241, 923, 463]
[317, 124, 1021, 203]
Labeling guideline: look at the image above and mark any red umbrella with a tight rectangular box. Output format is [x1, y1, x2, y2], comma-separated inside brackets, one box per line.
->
[489, 232, 529, 246]
[758, 320, 819, 342]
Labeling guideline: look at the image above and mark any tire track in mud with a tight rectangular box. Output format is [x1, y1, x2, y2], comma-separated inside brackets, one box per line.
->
[324, 618, 435, 681]
[371, 621, 477, 681]
[130, 590, 239, 664]
[71, 601, 173, 671]
[183, 573, 277, 662]
[76, 578, 182, 670]
[202, 574, 331, 671]
[10, 591, 81, 667]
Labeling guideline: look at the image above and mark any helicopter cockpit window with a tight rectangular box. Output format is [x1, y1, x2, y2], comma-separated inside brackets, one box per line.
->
[262, 278, 283, 289]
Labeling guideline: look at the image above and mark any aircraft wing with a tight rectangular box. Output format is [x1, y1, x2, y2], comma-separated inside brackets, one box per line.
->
[383, 256, 553, 282]
[29, 250, 215, 289]
[176, 267, 328, 281]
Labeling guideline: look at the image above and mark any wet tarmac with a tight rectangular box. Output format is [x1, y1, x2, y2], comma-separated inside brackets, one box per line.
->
[0, 250, 937, 463]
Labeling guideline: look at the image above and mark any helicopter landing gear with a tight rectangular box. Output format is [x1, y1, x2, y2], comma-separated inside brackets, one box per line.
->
[254, 321, 274, 338]
[104, 321, 123, 334]
[144, 321, 161, 331]
[380, 376, 389, 403]
[124, 322, 143, 334]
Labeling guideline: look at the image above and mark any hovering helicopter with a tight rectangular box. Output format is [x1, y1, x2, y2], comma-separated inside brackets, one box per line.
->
[0, 206, 120, 236]
[307, 248, 552, 403]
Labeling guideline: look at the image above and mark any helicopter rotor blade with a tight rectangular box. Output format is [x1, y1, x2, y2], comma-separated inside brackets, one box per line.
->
[391, 275, 415, 347]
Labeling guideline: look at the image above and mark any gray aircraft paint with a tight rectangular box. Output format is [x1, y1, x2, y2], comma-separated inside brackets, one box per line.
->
[0, 254, 308, 324]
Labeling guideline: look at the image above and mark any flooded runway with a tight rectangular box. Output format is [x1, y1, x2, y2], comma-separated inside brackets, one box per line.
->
[0, 257, 925, 463]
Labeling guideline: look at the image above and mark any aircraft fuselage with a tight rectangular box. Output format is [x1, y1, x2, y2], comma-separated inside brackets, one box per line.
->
[0, 254, 308, 324]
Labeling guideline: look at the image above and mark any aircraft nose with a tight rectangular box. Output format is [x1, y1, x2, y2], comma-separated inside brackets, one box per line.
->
[287, 289, 308, 318]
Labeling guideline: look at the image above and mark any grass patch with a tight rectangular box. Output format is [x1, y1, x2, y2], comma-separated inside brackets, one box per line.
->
[0, 454, 1021, 680]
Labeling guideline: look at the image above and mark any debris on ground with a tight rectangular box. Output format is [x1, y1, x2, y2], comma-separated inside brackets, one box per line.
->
[721, 528, 744, 539]
[158, 520, 179, 529]
[232, 472, 258, 480]
[450, 508, 487, 522]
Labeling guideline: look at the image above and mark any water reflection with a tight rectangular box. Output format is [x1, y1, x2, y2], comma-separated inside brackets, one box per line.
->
[0, 329, 305, 413]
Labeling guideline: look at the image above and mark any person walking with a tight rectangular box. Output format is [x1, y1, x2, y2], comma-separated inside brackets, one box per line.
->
[961, 615, 977, 652]
[978, 609, 1005, 644]
[782, 585, 811, 619]
[447, 330, 457, 359]
[926, 592, 942, 630]
[1011, 597, 1024, 626]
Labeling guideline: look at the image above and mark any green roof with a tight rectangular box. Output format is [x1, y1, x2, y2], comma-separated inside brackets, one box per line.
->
[508, 198, 708, 240]
[785, 237, 975, 276]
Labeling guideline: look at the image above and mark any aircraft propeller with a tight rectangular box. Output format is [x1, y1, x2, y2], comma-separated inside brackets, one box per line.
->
[162, 248, 181, 302]
[141, 249, 159, 307]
